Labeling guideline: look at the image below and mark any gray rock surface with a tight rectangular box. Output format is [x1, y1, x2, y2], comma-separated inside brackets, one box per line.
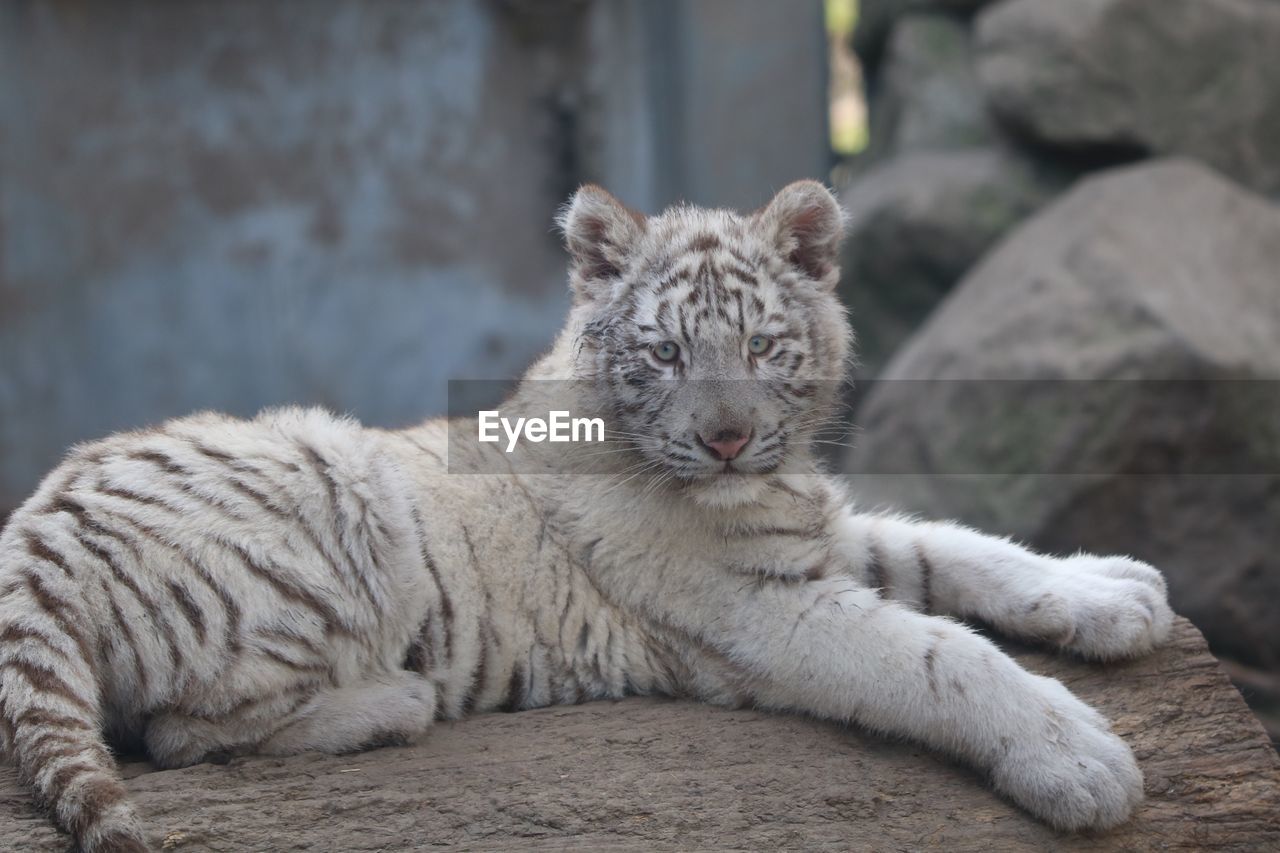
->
[839, 10, 1073, 374]
[4, 619, 1278, 850]
[844, 159, 1280, 668]
[864, 13, 997, 161]
[975, 0, 1280, 194]
[839, 148, 1062, 372]
[855, 0, 994, 68]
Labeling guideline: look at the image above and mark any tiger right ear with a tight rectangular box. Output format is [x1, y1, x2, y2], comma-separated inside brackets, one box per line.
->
[754, 180, 847, 290]
[557, 185, 646, 303]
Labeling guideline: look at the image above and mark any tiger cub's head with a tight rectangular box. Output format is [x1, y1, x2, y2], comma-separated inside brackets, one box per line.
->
[556, 181, 852, 508]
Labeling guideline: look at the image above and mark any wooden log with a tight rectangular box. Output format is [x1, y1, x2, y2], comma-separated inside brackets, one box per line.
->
[2, 618, 1277, 850]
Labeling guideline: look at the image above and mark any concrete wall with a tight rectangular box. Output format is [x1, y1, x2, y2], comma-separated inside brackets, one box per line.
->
[584, 0, 830, 212]
[0, 0, 828, 515]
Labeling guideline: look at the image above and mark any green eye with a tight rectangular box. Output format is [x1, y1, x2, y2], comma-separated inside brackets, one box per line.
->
[747, 335, 774, 356]
[652, 341, 681, 363]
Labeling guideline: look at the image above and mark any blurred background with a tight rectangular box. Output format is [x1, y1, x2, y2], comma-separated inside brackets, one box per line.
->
[1, 1, 1277, 741]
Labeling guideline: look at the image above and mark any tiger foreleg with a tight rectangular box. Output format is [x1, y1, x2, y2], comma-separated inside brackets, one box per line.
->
[831, 511, 1174, 660]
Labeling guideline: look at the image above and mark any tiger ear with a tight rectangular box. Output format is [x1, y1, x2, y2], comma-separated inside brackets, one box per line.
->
[755, 180, 848, 289]
[557, 184, 647, 303]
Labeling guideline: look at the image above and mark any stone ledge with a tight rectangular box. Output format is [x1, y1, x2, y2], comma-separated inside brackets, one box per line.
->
[3, 618, 1278, 850]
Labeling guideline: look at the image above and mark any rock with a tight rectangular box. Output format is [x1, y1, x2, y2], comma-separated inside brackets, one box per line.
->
[864, 13, 998, 161]
[843, 159, 1280, 669]
[3, 619, 1278, 850]
[855, 0, 994, 70]
[975, 0, 1280, 194]
[838, 11, 1070, 373]
[838, 148, 1063, 372]
[1222, 659, 1280, 748]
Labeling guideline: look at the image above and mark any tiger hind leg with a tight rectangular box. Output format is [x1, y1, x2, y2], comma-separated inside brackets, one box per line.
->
[144, 672, 437, 768]
[143, 689, 305, 769]
[257, 671, 438, 756]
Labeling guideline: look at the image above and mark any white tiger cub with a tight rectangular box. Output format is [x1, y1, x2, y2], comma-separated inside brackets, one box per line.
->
[0, 181, 1172, 851]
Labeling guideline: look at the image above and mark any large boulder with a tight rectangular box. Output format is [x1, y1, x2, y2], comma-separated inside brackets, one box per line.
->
[839, 11, 1069, 373]
[843, 160, 1280, 669]
[838, 148, 1063, 372]
[975, 0, 1280, 194]
[864, 13, 997, 161]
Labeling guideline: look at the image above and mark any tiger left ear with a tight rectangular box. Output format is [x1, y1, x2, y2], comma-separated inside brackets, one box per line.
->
[557, 184, 647, 304]
[755, 180, 848, 289]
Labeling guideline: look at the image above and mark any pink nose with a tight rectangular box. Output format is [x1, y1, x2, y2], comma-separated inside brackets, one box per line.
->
[698, 431, 751, 461]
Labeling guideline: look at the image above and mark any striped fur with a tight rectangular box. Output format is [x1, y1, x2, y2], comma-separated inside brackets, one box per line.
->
[0, 182, 1173, 849]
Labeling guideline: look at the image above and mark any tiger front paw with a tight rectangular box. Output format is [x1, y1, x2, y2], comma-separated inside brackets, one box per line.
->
[991, 674, 1144, 831]
[1016, 555, 1174, 661]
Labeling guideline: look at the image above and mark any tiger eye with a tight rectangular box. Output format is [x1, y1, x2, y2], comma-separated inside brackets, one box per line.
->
[652, 341, 681, 363]
[747, 335, 774, 356]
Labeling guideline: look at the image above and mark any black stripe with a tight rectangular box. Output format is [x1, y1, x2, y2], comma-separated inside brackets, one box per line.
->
[23, 729, 85, 757]
[186, 448, 366, 614]
[686, 232, 721, 253]
[110, 510, 244, 654]
[915, 543, 934, 614]
[255, 624, 326, 659]
[66, 775, 129, 836]
[298, 442, 380, 605]
[735, 525, 818, 539]
[47, 760, 101, 794]
[42, 495, 88, 520]
[225, 475, 290, 521]
[74, 531, 186, 672]
[767, 479, 814, 504]
[25, 533, 75, 579]
[402, 614, 432, 674]
[99, 579, 151, 696]
[129, 449, 187, 477]
[231, 541, 352, 638]
[498, 664, 527, 713]
[19, 570, 94, 669]
[220, 462, 373, 609]
[462, 629, 489, 715]
[131, 450, 258, 523]
[725, 264, 758, 286]
[0, 622, 74, 664]
[459, 524, 500, 712]
[596, 623, 614, 680]
[261, 646, 330, 675]
[558, 588, 576, 649]
[190, 442, 237, 464]
[412, 508, 453, 665]
[726, 246, 755, 268]
[13, 708, 94, 731]
[0, 659, 93, 713]
[924, 631, 942, 697]
[114, 456, 346, 644]
[97, 484, 165, 509]
[3, 694, 25, 745]
[866, 540, 889, 595]
[189, 689, 314, 732]
[167, 580, 208, 645]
